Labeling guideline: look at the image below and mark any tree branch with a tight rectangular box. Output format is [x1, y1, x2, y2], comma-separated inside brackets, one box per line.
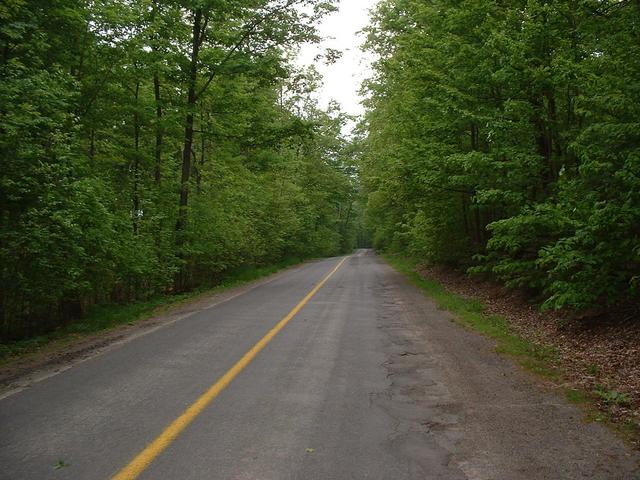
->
[590, 0, 632, 16]
[195, 0, 304, 100]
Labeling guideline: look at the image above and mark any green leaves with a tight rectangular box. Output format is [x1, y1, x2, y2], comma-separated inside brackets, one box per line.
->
[0, 0, 353, 341]
[361, 0, 640, 314]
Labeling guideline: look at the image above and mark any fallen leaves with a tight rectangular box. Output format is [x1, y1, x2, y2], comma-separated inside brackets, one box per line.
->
[417, 264, 640, 449]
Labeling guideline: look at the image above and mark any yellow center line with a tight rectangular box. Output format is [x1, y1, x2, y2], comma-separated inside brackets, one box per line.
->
[111, 256, 348, 480]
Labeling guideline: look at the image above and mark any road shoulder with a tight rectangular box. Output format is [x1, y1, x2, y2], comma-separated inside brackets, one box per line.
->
[378, 253, 640, 477]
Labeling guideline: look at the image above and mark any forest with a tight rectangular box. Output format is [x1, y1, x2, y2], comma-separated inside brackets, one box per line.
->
[361, 0, 640, 314]
[3, 0, 640, 344]
[0, 0, 359, 341]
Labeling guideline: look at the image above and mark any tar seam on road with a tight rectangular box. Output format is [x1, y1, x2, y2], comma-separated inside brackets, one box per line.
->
[111, 256, 348, 480]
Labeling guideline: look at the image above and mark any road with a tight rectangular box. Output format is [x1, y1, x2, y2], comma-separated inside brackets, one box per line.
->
[1, 250, 638, 479]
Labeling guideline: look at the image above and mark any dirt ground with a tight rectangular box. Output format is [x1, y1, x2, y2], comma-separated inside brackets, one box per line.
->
[418, 264, 640, 449]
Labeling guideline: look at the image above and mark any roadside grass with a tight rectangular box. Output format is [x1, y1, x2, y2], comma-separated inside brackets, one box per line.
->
[0, 258, 306, 366]
[383, 254, 640, 446]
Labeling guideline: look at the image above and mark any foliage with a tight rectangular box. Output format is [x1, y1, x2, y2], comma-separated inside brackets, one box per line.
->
[0, 0, 356, 340]
[360, 0, 640, 313]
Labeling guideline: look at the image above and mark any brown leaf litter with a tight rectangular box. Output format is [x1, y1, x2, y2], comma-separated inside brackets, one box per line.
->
[417, 264, 640, 449]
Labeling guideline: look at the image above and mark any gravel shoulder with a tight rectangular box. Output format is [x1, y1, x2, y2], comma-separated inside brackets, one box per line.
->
[380, 256, 640, 478]
[417, 264, 640, 449]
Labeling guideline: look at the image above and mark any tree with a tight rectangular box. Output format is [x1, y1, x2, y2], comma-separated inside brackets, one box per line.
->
[0, 0, 357, 340]
[360, 0, 640, 313]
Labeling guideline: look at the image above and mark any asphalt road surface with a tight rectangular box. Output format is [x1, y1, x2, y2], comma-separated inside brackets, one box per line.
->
[1, 250, 639, 479]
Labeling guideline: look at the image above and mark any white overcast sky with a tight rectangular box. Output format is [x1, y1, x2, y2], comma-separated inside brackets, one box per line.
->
[296, 0, 379, 123]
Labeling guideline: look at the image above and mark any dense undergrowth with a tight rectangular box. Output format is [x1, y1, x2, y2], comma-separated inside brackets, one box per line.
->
[0, 257, 306, 365]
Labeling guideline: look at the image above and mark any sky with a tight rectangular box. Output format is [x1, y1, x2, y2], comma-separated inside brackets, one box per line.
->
[296, 0, 379, 125]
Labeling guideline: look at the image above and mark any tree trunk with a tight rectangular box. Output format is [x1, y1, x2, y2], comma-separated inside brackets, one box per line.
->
[153, 72, 163, 184]
[532, 93, 555, 194]
[474, 205, 482, 246]
[195, 111, 207, 194]
[341, 201, 353, 251]
[175, 8, 203, 234]
[88, 128, 95, 160]
[461, 194, 470, 238]
[151, 0, 163, 184]
[133, 80, 141, 235]
[470, 123, 479, 151]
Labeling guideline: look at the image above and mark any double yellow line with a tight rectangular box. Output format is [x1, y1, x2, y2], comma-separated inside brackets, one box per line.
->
[112, 257, 347, 480]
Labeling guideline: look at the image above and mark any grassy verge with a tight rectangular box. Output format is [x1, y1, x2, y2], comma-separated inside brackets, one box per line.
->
[384, 253, 640, 447]
[0, 258, 305, 366]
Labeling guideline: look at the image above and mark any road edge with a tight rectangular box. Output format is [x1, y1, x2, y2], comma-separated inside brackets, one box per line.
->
[0, 259, 316, 399]
[381, 253, 640, 451]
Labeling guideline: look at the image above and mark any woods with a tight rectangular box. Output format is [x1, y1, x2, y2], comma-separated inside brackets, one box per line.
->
[4, 0, 640, 342]
[361, 0, 640, 314]
[0, 0, 358, 340]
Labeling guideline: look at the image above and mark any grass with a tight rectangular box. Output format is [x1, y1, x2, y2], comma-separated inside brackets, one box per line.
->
[383, 253, 640, 447]
[0, 257, 306, 366]
[566, 388, 590, 404]
[594, 385, 632, 408]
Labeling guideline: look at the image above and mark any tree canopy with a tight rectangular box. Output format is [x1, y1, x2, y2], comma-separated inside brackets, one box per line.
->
[0, 0, 358, 340]
[4, 0, 639, 340]
[360, 0, 640, 312]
